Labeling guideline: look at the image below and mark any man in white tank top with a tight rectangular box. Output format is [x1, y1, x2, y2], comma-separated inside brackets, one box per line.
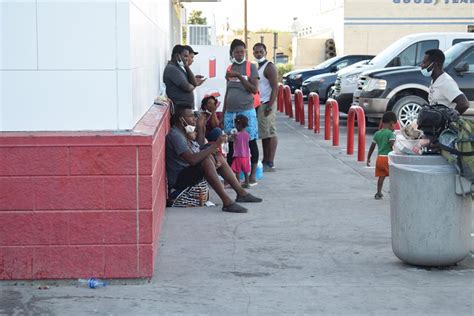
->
[253, 43, 279, 171]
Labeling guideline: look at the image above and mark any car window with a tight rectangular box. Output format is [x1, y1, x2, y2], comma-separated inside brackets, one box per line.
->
[397, 43, 417, 66]
[453, 38, 474, 45]
[415, 40, 439, 65]
[460, 48, 474, 71]
[334, 59, 349, 70]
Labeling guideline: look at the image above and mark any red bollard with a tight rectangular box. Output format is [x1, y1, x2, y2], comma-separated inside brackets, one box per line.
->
[347, 105, 366, 162]
[283, 85, 293, 118]
[308, 93, 315, 130]
[311, 93, 321, 134]
[294, 90, 300, 123]
[299, 94, 305, 126]
[324, 99, 339, 146]
[277, 83, 284, 112]
[294, 90, 304, 125]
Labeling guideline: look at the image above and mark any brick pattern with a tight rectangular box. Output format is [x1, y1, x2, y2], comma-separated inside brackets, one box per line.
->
[0, 105, 169, 280]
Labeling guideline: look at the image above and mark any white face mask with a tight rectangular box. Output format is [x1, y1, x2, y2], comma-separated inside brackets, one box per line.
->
[255, 57, 266, 63]
[232, 57, 246, 65]
[177, 55, 185, 68]
[420, 62, 434, 77]
[181, 118, 195, 134]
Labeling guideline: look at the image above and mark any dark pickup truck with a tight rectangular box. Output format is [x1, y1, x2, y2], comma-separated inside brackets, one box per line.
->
[357, 41, 474, 126]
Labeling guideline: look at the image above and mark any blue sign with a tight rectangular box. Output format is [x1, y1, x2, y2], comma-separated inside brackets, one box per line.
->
[393, 0, 474, 3]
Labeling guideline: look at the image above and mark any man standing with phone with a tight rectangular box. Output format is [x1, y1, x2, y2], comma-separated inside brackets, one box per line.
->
[163, 45, 204, 110]
[184, 45, 207, 86]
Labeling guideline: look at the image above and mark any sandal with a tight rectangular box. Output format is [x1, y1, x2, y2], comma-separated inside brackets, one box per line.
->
[222, 203, 248, 213]
[374, 193, 383, 200]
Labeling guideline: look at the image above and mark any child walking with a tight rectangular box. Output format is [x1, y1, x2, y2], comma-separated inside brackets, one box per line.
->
[231, 115, 252, 188]
[367, 111, 397, 200]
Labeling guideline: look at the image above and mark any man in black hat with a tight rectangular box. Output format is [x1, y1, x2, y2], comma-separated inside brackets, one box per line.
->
[163, 45, 203, 109]
[184, 45, 206, 86]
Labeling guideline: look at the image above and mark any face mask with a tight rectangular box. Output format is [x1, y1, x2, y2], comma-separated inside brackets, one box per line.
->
[421, 62, 434, 77]
[255, 57, 266, 63]
[232, 57, 246, 65]
[184, 125, 195, 134]
[181, 118, 195, 134]
[177, 55, 185, 68]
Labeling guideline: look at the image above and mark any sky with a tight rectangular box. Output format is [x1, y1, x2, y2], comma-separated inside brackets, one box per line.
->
[183, 0, 327, 32]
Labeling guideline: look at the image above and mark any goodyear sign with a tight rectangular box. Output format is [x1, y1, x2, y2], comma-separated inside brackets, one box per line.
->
[393, 0, 473, 3]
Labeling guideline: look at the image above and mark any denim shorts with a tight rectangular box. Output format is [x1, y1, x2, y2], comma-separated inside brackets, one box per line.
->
[223, 108, 259, 140]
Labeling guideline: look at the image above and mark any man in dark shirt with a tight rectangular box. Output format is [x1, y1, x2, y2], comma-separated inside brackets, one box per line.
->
[163, 45, 204, 109]
[166, 107, 263, 213]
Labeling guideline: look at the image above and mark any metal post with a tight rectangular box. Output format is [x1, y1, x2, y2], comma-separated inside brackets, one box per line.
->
[273, 32, 278, 64]
[244, 0, 248, 52]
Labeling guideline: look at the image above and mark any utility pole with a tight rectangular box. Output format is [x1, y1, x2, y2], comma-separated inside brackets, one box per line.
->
[273, 32, 278, 65]
[244, 0, 248, 53]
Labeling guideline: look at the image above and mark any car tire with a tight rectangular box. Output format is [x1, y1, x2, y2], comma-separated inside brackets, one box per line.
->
[392, 95, 426, 127]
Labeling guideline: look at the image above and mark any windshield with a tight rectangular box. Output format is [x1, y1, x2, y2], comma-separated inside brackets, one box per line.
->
[443, 42, 470, 67]
[369, 37, 411, 66]
[314, 56, 339, 69]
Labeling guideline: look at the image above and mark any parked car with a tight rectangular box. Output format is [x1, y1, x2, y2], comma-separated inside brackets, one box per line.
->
[358, 41, 474, 127]
[282, 55, 374, 93]
[301, 59, 372, 102]
[333, 32, 474, 113]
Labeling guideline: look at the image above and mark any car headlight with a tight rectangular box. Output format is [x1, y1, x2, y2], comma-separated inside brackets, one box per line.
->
[343, 74, 359, 85]
[363, 78, 387, 92]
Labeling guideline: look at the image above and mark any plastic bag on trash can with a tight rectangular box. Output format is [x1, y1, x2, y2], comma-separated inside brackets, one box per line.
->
[393, 131, 429, 155]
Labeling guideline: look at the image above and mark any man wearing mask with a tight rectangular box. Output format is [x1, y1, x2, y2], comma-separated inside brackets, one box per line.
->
[166, 107, 263, 213]
[163, 45, 202, 109]
[420, 49, 469, 114]
[253, 43, 279, 171]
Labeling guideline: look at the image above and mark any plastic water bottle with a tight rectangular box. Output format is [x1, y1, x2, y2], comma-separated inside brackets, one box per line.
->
[222, 131, 229, 156]
[78, 278, 107, 289]
[256, 161, 263, 180]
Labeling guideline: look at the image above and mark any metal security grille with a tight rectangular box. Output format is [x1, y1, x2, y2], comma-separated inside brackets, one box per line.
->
[187, 25, 212, 45]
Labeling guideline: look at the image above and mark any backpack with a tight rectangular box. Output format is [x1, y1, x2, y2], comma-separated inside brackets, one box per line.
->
[439, 118, 474, 193]
[417, 104, 459, 138]
[226, 62, 261, 108]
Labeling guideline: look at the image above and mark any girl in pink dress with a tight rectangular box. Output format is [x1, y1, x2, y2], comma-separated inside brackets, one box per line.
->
[231, 115, 251, 188]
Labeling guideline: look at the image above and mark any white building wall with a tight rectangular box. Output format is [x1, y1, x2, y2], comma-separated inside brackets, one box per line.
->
[0, 0, 173, 132]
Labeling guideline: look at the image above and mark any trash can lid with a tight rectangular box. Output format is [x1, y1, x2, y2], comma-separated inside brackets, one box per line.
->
[388, 152, 456, 175]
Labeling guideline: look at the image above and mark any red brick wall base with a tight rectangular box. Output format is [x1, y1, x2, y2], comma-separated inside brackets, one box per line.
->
[0, 104, 170, 280]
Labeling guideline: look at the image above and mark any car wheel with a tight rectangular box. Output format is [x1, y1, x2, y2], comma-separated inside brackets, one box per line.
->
[392, 95, 426, 127]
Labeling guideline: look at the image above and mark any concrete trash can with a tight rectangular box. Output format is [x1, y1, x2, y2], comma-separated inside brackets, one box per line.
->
[389, 152, 472, 266]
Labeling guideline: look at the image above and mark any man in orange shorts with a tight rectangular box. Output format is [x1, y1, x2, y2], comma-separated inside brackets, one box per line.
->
[367, 111, 397, 200]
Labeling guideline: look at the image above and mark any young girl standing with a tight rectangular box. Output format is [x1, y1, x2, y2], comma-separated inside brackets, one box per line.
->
[231, 115, 252, 188]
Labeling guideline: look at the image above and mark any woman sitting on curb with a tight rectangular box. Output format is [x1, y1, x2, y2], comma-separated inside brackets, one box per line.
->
[166, 107, 263, 213]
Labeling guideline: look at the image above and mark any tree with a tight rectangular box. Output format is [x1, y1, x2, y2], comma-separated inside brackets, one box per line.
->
[188, 10, 207, 25]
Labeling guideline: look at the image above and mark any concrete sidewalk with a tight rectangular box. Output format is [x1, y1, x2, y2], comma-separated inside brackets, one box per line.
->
[1, 113, 473, 315]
